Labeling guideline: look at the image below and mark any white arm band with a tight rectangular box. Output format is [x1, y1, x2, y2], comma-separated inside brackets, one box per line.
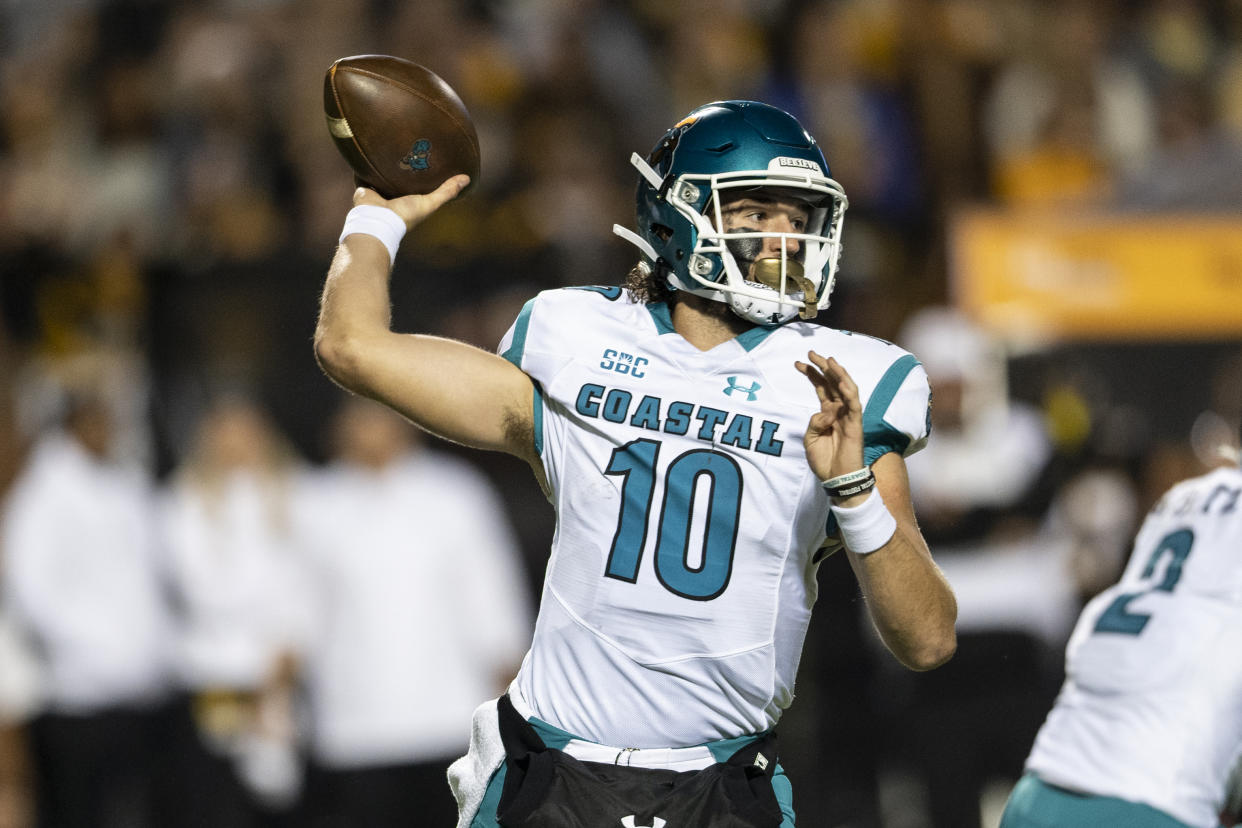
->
[830, 489, 897, 555]
[339, 204, 407, 267]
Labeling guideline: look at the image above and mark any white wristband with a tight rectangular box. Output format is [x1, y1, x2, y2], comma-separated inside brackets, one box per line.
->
[830, 489, 897, 555]
[339, 205, 407, 267]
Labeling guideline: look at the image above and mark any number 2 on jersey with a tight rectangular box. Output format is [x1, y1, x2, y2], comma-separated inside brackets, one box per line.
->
[1093, 528, 1194, 635]
[603, 439, 742, 601]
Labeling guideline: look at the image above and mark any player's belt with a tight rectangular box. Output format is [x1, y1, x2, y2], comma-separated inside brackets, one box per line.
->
[561, 739, 715, 772]
[508, 683, 717, 771]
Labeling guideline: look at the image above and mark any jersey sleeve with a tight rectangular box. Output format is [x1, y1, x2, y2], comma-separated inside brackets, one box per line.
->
[861, 355, 931, 465]
[494, 290, 576, 384]
[494, 289, 584, 463]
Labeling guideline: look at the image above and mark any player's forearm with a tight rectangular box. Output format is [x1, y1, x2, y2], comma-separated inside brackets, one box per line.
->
[314, 236, 396, 393]
[853, 532, 957, 671]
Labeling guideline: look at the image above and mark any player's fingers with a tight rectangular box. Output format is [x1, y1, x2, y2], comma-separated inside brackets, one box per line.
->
[807, 411, 836, 435]
[407, 175, 470, 214]
[352, 186, 387, 207]
[809, 403, 846, 433]
[807, 352, 842, 401]
[825, 357, 858, 394]
[823, 357, 860, 409]
[428, 174, 471, 206]
[371, 175, 472, 227]
[807, 350, 832, 372]
[795, 361, 830, 404]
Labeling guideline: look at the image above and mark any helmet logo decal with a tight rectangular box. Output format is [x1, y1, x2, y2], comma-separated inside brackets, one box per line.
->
[401, 139, 432, 171]
[672, 115, 700, 129]
[723, 377, 761, 401]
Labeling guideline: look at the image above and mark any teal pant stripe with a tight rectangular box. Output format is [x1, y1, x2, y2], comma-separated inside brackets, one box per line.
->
[772, 763, 796, 828]
[999, 773, 1196, 828]
[470, 762, 507, 828]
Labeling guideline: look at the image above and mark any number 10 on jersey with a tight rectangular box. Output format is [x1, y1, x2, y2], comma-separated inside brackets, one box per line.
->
[603, 439, 743, 601]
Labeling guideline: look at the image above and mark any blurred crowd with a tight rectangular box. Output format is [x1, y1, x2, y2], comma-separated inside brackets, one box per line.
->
[1, 0, 1241, 827]
[0, 390, 533, 828]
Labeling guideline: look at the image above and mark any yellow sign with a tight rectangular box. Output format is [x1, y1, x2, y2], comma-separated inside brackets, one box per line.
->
[950, 211, 1242, 342]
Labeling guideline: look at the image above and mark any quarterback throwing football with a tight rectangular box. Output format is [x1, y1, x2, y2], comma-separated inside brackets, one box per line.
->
[315, 100, 957, 827]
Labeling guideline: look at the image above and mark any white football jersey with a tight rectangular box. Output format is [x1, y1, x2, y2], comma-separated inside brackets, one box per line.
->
[1025, 464, 1242, 828]
[498, 287, 930, 747]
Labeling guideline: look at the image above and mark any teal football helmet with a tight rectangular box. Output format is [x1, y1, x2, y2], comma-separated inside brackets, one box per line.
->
[613, 100, 848, 326]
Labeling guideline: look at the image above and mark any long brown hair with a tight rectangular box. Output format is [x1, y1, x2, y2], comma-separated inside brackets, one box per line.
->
[621, 260, 674, 305]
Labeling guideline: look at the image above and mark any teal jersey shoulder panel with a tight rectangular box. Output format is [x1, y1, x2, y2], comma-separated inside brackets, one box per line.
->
[825, 353, 923, 535]
[501, 297, 538, 367]
[532, 380, 545, 457]
[643, 300, 777, 351]
[861, 354, 920, 463]
[499, 296, 544, 456]
[645, 301, 676, 335]
[736, 324, 778, 352]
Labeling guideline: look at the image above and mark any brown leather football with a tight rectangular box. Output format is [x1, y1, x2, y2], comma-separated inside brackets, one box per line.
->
[323, 55, 480, 198]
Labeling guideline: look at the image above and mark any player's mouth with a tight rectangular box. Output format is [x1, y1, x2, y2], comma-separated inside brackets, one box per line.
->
[726, 235, 818, 319]
[751, 258, 818, 320]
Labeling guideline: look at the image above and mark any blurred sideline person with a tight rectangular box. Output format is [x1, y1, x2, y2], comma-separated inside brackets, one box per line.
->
[894, 307, 1065, 828]
[999, 421, 1242, 828]
[1225, 757, 1242, 828]
[157, 396, 308, 826]
[296, 397, 531, 828]
[0, 599, 40, 828]
[899, 307, 1054, 544]
[0, 393, 175, 828]
[314, 100, 956, 826]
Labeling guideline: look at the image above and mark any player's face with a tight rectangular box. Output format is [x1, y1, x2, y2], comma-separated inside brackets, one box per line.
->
[720, 194, 811, 287]
[722, 196, 808, 249]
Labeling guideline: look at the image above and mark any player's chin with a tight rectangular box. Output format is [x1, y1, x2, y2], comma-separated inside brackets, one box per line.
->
[740, 280, 808, 311]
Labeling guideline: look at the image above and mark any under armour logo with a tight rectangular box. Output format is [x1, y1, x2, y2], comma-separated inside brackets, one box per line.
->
[723, 377, 761, 401]
[621, 817, 667, 828]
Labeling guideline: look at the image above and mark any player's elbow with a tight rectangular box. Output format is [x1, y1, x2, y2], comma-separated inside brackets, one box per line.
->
[314, 324, 369, 392]
[899, 627, 957, 672]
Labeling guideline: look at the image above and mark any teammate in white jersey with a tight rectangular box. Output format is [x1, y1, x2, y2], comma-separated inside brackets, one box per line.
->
[314, 100, 957, 827]
[999, 432, 1242, 828]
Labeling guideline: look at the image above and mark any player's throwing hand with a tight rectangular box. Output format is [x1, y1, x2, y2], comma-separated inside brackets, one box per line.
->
[352, 174, 471, 231]
[796, 351, 865, 484]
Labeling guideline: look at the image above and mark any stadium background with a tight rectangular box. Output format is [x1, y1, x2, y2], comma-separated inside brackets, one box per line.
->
[1, 0, 1241, 826]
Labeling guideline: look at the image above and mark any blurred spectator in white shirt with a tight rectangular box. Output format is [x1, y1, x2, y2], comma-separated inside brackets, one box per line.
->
[1, 392, 174, 828]
[295, 397, 532, 828]
[157, 395, 308, 826]
[0, 600, 40, 828]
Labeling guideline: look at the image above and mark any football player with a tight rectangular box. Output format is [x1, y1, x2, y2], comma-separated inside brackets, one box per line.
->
[999, 422, 1242, 828]
[315, 100, 957, 827]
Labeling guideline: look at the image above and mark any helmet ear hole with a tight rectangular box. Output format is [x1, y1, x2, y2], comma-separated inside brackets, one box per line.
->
[651, 223, 673, 243]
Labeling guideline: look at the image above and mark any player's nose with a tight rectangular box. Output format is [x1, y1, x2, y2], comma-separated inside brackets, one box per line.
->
[762, 220, 801, 256]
